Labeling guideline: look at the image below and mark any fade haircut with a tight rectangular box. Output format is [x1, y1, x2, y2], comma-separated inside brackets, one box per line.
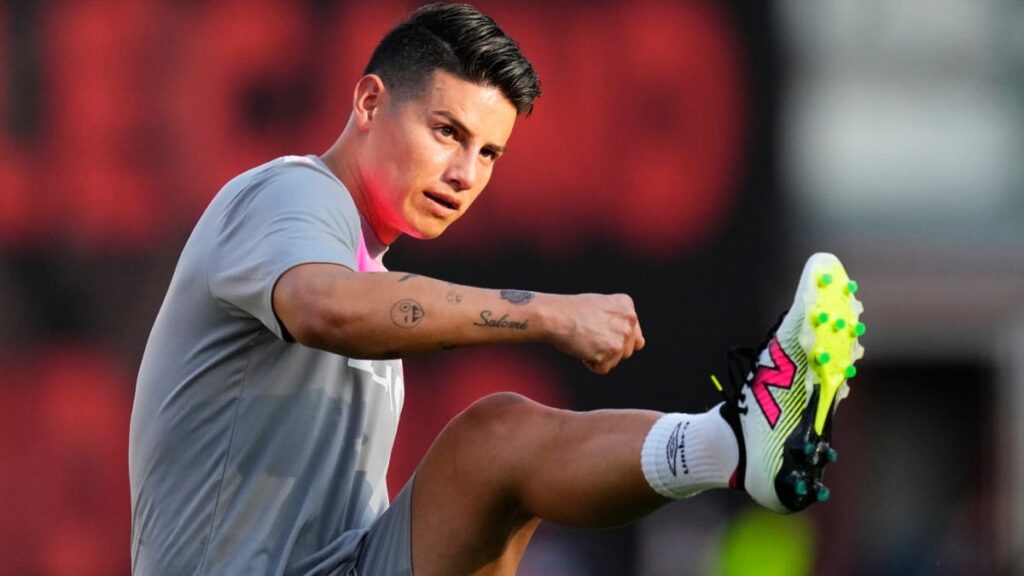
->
[364, 3, 541, 115]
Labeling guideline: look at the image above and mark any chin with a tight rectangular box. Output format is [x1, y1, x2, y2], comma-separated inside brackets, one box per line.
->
[405, 223, 449, 240]
[413, 228, 448, 240]
[404, 213, 458, 240]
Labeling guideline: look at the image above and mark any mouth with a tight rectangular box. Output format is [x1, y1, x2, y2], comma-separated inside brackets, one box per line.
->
[423, 191, 461, 212]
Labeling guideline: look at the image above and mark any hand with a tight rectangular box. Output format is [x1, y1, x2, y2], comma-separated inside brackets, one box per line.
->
[550, 293, 645, 374]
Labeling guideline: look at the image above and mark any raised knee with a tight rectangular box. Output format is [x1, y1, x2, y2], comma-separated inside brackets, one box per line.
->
[431, 393, 559, 516]
[469, 392, 533, 412]
[461, 391, 533, 426]
[451, 392, 545, 444]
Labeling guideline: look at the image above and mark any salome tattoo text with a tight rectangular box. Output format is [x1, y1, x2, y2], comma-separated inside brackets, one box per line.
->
[473, 310, 529, 330]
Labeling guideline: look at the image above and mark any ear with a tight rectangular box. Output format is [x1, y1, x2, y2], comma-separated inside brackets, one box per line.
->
[352, 74, 387, 130]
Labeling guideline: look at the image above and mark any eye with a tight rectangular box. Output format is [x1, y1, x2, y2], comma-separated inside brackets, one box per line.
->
[481, 148, 498, 161]
[437, 125, 456, 138]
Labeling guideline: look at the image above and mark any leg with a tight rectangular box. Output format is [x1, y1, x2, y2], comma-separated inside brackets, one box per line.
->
[409, 252, 867, 575]
[410, 392, 671, 576]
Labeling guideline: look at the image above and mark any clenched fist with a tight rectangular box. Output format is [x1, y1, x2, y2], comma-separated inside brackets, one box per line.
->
[544, 293, 645, 374]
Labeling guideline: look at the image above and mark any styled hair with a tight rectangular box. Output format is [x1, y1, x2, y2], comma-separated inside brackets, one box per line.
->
[364, 3, 541, 115]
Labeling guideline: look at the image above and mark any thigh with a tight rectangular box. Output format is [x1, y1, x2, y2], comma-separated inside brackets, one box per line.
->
[409, 394, 542, 576]
[406, 392, 663, 576]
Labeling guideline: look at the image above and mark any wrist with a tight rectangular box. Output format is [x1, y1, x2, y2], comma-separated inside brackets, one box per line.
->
[532, 293, 573, 347]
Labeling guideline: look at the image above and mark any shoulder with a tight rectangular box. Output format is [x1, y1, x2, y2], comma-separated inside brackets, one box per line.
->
[218, 156, 358, 220]
[257, 155, 348, 196]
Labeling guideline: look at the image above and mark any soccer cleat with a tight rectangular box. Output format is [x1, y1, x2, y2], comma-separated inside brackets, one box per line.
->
[715, 252, 865, 513]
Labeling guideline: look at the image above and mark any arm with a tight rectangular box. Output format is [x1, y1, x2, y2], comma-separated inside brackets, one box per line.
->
[273, 263, 645, 374]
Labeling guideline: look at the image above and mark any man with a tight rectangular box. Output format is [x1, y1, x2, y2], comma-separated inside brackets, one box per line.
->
[129, 4, 865, 575]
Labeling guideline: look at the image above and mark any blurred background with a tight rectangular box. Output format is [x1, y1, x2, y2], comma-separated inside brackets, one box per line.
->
[1, 0, 1021, 574]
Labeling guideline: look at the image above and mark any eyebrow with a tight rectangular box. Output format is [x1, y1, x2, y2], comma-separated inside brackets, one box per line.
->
[432, 110, 507, 155]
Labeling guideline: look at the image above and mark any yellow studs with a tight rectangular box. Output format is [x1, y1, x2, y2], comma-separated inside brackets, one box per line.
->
[811, 310, 830, 326]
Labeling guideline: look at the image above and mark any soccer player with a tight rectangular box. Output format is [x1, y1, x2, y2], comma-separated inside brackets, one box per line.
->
[129, 4, 865, 575]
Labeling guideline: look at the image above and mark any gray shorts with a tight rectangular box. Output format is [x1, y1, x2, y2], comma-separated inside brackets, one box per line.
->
[338, 477, 415, 576]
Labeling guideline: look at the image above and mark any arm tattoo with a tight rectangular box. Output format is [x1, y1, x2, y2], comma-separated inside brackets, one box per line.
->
[438, 342, 459, 351]
[398, 273, 420, 282]
[473, 310, 530, 330]
[446, 290, 463, 305]
[391, 299, 425, 328]
[500, 289, 535, 306]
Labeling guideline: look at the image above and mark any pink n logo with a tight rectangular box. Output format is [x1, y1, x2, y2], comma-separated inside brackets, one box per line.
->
[751, 338, 796, 428]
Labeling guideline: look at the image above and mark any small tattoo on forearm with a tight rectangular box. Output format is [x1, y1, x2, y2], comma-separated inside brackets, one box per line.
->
[473, 310, 529, 330]
[500, 289, 534, 306]
[438, 342, 458, 351]
[398, 273, 419, 282]
[446, 291, 463, 305]
[391, 299, 424, 328]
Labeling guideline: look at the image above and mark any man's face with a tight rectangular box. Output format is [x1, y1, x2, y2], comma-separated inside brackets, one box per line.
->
[359, 71, 518, 243]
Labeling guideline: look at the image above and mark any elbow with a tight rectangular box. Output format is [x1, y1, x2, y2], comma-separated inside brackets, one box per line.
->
[284, 309, 335, 349]
[273, 269, 354, 353]
[273, 264, 385, 358]
[285, 304, 361, 355]
[288, 302, 389, 359]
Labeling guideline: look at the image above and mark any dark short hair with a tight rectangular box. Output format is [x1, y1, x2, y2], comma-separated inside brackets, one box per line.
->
[364, 3, 541, 115]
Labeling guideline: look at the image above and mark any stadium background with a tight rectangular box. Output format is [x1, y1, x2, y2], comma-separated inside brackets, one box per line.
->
[1, 0, 1021, 574]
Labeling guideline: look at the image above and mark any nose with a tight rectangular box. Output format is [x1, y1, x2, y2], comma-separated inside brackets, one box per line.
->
[444, 149, 478, 192]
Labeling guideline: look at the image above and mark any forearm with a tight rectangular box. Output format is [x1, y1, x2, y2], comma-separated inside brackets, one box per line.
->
[281, 267, 563, 358]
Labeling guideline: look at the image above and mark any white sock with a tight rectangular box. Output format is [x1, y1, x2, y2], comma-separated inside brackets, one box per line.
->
[641, 407, 739, 499]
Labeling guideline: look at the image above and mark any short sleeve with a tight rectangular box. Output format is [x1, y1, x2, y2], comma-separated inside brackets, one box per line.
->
[207, 162, 360, 339]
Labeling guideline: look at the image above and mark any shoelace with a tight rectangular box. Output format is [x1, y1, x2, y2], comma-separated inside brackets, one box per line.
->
[710, 311, 788, 413]
[711, 347, 756, 414]
[710, 312, 787, 491]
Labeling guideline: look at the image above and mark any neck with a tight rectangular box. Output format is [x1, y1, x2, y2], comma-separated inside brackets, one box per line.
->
[320, 123, 397, 246]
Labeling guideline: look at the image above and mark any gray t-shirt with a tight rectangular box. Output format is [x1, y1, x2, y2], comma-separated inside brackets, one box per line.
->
[130, 155, 405, 575]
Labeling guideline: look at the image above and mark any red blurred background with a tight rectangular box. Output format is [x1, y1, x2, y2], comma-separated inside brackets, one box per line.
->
[2, 1, 1009, 574]
[1, 2, 772, 573]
